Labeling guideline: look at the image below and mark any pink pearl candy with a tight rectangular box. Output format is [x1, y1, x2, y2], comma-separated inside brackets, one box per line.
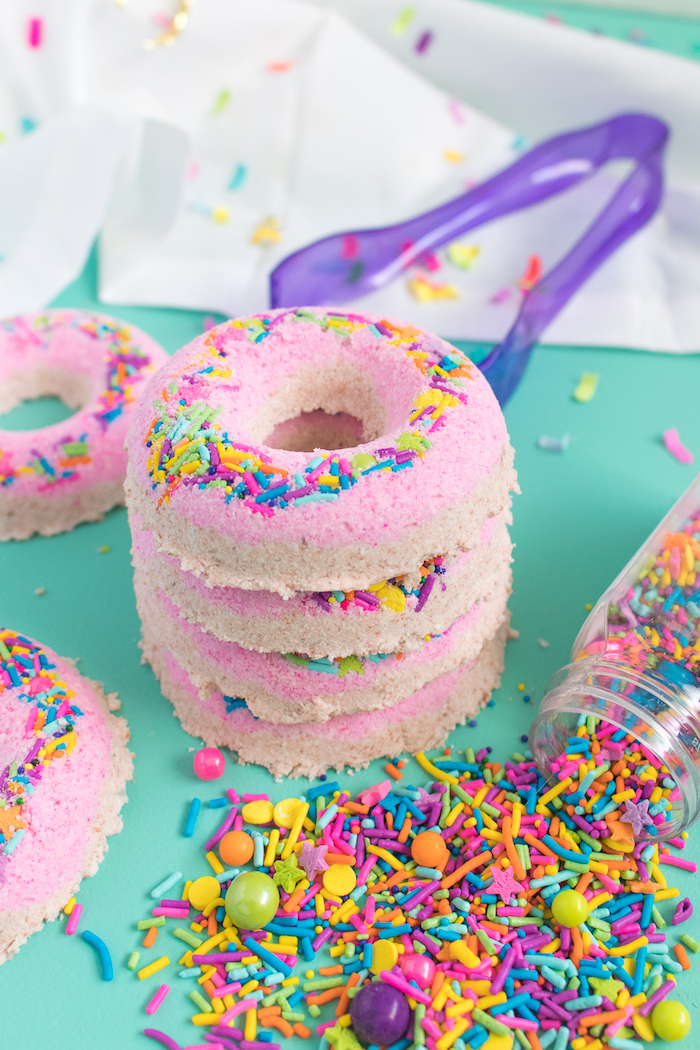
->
[399, 951, 435, 989]
[193, 747, 225, 780]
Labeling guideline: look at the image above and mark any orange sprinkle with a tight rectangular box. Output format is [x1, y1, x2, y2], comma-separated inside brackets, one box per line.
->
[260, 1016, 294, 1038]
[336, 971, 361, 1017]
[307, 988, 344, 1006]
[385, 763, 403, 781]
[396, 760, 406, 769]
[675, 943, 691, 970]
[294, 1024, 312, 1039]
[142, 926, 158, 948]
[319, 966, 344, 976]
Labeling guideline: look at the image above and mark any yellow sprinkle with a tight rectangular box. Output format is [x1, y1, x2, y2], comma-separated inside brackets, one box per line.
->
[447, 244, 480, 270]
[138, 956, 170, 980]
[608, 937, 648, 957]
[573, 371, 599, 403]
[206, 851, 224, 874]
[244, 1008, 257, 1041]
[654, 887, 679, 902]
[444, 150, 464, 164]
[281, 801, 310, 860]
[392, 5, 415, 34]
[415, 753, 458, 786]
[191, 1014, 220, 1026]
[538, 778, 573, 807]
[63, 897, 76, 915]
[407, 274, 459, 303]
[251, 216, 282, 245]
[182, 880, 192, 902]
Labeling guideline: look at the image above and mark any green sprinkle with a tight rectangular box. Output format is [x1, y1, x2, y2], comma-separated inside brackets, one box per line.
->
[172, 927, 204, 948]
[652, 906, 666, 930]
[474, 927, 496, 955]
[127, 951, 140, 970]
[414, 1003, 426, 1046]
[302, 977, 345, 992]
[137, 917, 166, 930]
[682, 934, 700, 952]
[472, 1010, 510, 1037]
[190, 990, 213, 1013]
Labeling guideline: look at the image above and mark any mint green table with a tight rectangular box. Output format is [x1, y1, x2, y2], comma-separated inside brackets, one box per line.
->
[3, 8, 700, 1045]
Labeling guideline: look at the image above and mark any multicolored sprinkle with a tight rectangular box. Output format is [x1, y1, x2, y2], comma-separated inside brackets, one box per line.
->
[0, 313, 157, 490]
[124, 723, 695, 1049]
[143, 310, 475, 516]
[0, 630, 83, 856]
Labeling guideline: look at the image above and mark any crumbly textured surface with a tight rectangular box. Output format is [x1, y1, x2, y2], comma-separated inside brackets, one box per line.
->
[146, 625, 508, 779]
[0, 644, 133, 965]
[131, 509, 512, 658]
[0, 309, 167, 541]
[137, 571, 510, 723]
[126, 445, 515, 597]
[125, 308, 517, 596]
[0, 478, 127, 542]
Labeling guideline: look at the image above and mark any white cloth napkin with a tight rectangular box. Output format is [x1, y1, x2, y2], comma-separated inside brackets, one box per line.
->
[1, 0, 700, 352]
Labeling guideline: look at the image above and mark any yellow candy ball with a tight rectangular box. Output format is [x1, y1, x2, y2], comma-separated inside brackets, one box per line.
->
[188, 875, 221, 911]
[651, 1001, 691, 1041]
[551, 889, 589, 928]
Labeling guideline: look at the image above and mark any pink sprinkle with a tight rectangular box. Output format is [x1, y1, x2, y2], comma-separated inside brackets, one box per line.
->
[415, 30, 433, 54]
[65, 902, 82, 935]
[663, 428, 694, 464]
[146, 984, 170, 1015]
[202, 315, 216, 331]
[27, 17, 43, 48]
[658, 854, 698, 872]
[227, 788, 241, 804]
[491, 287, 512, 304]
[153, 907, 189, 918]
[342, 235, 358, 259]
[242, 793, 269, 803]
[449, 98, 465, 124]
[380, 968, 431, 1005]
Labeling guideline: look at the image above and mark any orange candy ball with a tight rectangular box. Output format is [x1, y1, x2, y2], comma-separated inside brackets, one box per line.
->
[219, 829, 255, 866]
[410, 830, 448, 868]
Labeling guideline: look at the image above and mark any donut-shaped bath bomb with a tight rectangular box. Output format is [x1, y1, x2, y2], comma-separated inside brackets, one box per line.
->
[126, 309, 516, 596]
[143, 623, 507, 779]
[130, 508, 512, 659]
[135, 566, 510, 723]
[0, 310, 168, 540]
[0, 627, 133, 963]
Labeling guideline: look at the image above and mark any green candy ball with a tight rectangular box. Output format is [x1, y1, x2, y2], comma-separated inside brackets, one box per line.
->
[225, 871, 279, 930]
[651, 1001, 691, 1041]
[551, 889, 589, 928]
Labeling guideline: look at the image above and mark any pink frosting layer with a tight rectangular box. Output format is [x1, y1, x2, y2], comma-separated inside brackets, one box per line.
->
[0, 310, 168, 498]
[131, 512, 497, 622]
[164, 646, 475, 741]
[127, 309, 509, 549]
[0, 647, 114, 912]
[149, 582, 485, 704]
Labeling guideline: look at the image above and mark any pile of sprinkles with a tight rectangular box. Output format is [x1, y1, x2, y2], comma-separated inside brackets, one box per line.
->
[143, 310, 475, 515]
[86, 723, 696, 1048]
[311, 557, 447, 617]
[586, 511, 700, 686]
[0, 313, 157, 490]
[0, 630, 82, 857]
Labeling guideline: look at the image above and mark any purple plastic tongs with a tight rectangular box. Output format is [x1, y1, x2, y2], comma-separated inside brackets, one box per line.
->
[270, 113, 668, 405]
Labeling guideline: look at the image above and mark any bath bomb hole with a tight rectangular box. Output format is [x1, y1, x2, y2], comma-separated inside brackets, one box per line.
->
[254, 360, 388, 453]
[0, 369, 92, 431]
[265, 409, 367, 453]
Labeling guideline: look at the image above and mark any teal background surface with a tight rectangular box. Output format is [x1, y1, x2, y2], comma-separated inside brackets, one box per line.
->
[3, 4, 700, 1047]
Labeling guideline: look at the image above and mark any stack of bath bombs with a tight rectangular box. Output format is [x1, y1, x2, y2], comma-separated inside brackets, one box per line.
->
[125, 309, 517, 777]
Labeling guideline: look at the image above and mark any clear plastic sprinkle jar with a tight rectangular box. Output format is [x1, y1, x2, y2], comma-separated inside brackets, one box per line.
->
[530, 472, 700, 839]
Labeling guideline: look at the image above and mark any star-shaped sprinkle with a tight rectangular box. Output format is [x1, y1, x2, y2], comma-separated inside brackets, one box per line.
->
[298, 841, 329, 882]
[588, 976, 624, 1000]
[605, 819, 635, 847]
[325, 1025, 363, 1050]
[488, 865, 524, 904]
[272, 854, 306, 893]
[620, 799, 654, 836]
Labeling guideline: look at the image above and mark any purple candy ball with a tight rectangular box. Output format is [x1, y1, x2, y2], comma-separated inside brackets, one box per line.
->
[350, 982, 410, 1046]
